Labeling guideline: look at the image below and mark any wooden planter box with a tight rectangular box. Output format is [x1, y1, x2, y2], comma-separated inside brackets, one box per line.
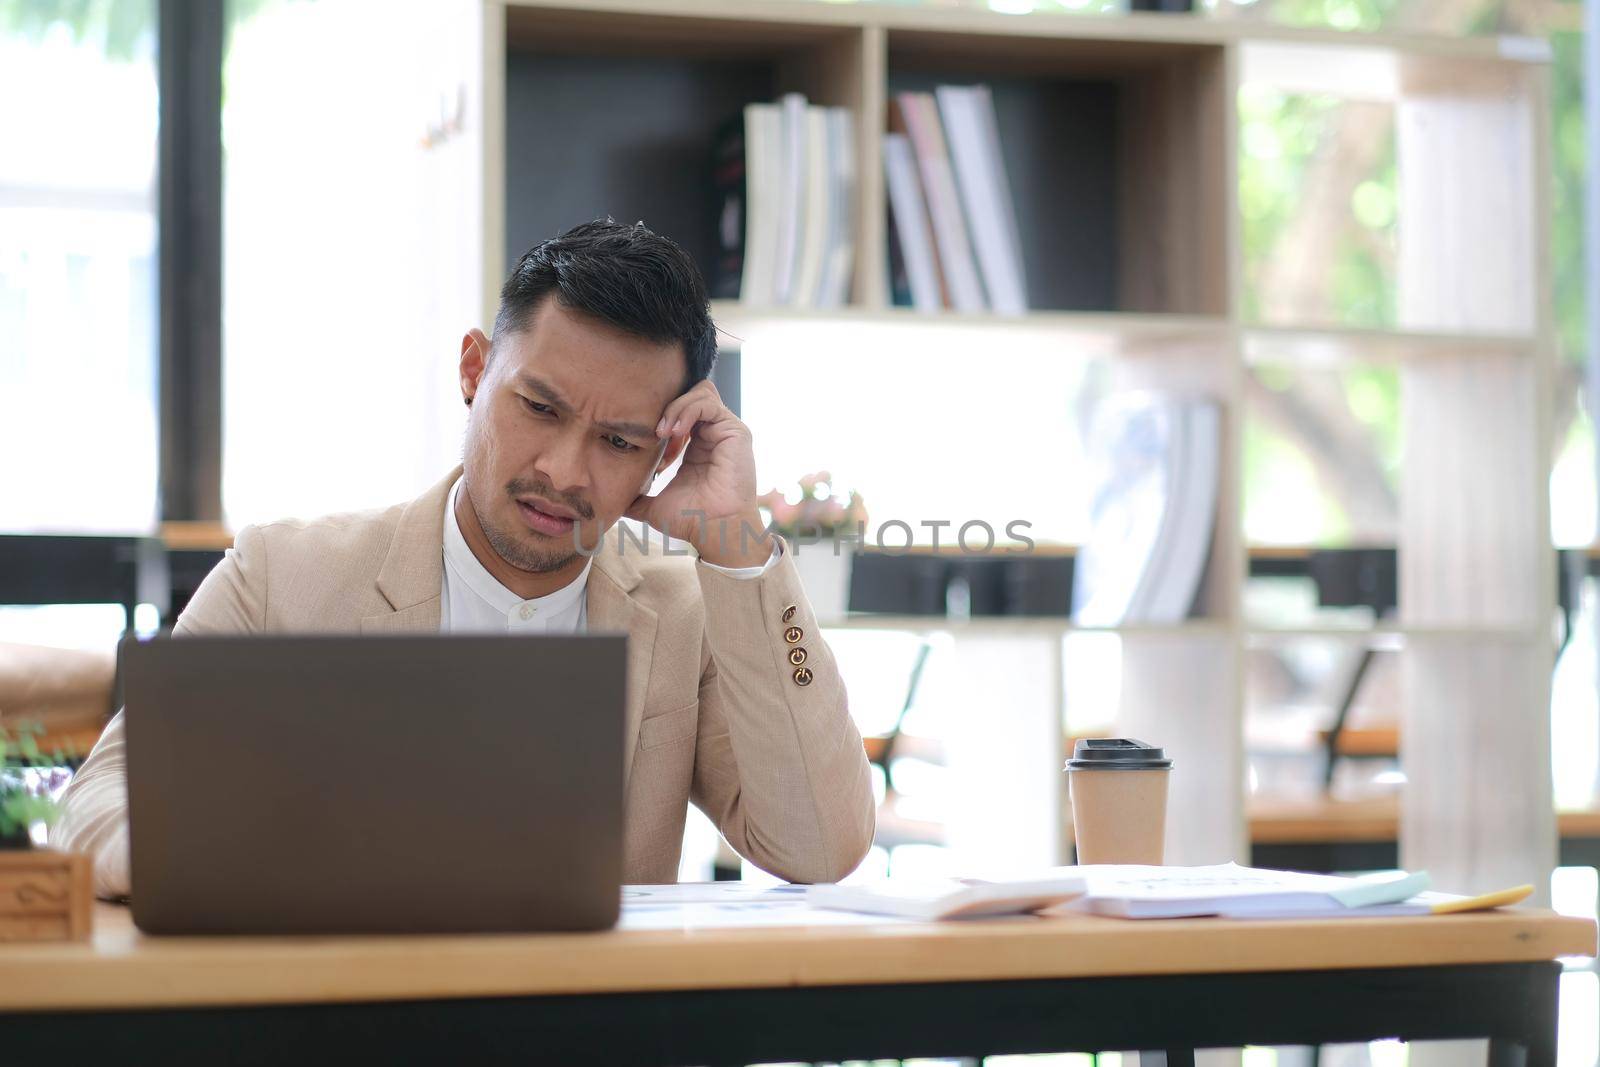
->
[0, 848, 91, 942]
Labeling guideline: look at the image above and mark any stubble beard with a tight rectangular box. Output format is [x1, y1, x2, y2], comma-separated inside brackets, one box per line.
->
[476, 497, 584, 575]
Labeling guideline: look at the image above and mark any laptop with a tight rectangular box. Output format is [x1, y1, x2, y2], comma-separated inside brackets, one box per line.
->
[122, 634, 626, 936]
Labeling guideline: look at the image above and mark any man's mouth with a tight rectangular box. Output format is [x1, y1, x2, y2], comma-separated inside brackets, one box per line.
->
[516, 497, 578, 537]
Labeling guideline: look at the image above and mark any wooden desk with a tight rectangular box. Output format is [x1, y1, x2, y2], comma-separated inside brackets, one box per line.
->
[0, 903, 1591, 1065]
[1250, 796, 1600, 872]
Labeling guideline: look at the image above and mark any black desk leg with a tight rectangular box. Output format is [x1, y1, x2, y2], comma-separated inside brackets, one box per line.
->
[1488, 960, 1559, 1067]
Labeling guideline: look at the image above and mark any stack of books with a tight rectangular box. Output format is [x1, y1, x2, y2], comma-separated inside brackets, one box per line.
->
[1063, 864, 1532, 920]
[806, 865, 1533, 922]
[884, 86, 1028, 314]
[713, 93, 857, 308]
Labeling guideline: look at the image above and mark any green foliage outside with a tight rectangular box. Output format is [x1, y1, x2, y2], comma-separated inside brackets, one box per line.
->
[1236, 4, 1590, 543]
[0, 0, 150, 58]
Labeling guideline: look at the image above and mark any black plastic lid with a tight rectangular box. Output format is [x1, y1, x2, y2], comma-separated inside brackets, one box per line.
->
[1065, 738, 1172, 770]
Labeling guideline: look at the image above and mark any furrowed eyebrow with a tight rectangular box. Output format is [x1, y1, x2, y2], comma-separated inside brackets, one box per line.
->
[596, 418, 657, 441]
[518, 374, 656, 441]
[518, 374, 571, 412]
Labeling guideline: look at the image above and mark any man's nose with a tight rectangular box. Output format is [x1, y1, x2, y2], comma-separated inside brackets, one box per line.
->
[533, 426, 590, 495]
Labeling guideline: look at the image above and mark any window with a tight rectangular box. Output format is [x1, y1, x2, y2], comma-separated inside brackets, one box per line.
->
[221, 0, 484, 525]
[0, 4, 159, 534]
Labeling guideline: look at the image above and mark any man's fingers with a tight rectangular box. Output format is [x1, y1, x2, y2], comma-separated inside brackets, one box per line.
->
[658, 398, 720, 437]
[657, 382, 729, 438]
[655, 385, 704, 434]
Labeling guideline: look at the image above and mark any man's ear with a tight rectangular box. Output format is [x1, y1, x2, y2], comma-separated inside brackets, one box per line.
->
[658, 433, 689, 474]
[638, 435, 688, 496]
[459, 328, 492, 407]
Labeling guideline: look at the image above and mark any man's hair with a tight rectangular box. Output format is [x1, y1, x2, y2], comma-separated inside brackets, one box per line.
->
[493, 219, 717, 391]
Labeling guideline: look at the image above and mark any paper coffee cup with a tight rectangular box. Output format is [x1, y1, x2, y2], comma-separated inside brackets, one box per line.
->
[1066, 738, 1172, 865]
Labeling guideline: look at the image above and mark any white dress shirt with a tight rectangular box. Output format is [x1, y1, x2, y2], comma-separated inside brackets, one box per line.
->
[440, 478, 776, 633]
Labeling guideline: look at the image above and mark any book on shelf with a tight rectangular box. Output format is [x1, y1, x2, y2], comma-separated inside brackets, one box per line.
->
[1137, 398, 1219, 621]
[883, 132, 943, 312]
[816, 107, 857, 309]
[1072, 392, 1221, 626]
[793, 105, 831, 307]
[882, 84, 1028, 313]
[715, 94, 857, 307]
[892, 91, 986, 312]
[720, 102, 781, 305]
[936, 84, 1028, 315]
[884, 180, 914, 309]
[774, 92, 808, 305]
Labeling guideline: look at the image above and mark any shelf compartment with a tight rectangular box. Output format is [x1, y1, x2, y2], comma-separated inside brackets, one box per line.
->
[884, 29, 1232, 317]
[1239, 41, 1544, 338]
[501, 7, 874, 300]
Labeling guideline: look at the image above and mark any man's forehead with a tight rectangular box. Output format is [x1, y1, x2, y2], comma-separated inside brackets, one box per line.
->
[502, 340, 674, 405]
[496, 304, 684, 398]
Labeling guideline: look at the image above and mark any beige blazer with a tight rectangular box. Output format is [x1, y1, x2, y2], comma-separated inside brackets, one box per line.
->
[53, 469, 875, 897]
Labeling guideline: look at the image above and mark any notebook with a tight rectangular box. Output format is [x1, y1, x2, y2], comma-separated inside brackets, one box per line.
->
[1063, 863, 1531, 920]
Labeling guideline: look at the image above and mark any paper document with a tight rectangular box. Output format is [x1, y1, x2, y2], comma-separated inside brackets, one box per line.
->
[620, 883, 903, 930]
[623, 883, 810, 905]
[1061, 863, 1526, 920]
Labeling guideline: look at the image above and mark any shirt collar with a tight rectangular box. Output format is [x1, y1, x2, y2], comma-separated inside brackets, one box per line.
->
[444, 477, 591, 620]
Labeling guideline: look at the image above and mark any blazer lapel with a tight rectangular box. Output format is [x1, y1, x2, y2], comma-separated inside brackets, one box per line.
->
[360, 467, 457, 634]
[586, 541, 657, 789]
[360, 601, 442, 633]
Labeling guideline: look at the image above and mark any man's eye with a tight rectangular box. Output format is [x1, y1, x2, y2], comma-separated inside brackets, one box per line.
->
[606, 434, 639, 453]
[520, 397, 553, 416]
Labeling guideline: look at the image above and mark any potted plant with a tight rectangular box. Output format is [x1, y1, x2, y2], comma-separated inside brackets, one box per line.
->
[1, 723, 63, 850]
[757, 472, 868, 623]
[0, 722, 90, 941]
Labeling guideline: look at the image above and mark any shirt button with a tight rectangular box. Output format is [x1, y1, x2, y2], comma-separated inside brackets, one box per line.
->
[781, 604, 797, 623]
[784, 626, 803, 644]
[519, 604, 535, 621]
[793, 666, 813, 687]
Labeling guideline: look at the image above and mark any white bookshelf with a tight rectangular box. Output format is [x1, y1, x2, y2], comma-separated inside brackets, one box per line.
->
[463, 0, 1557, 896]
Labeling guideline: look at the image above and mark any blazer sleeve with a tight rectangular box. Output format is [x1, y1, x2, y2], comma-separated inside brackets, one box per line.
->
[689, 540, 875, 883]
[50, 524, 270, 899]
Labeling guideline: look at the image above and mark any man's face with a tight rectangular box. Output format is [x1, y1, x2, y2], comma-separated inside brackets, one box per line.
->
[459, 297, 686, 574]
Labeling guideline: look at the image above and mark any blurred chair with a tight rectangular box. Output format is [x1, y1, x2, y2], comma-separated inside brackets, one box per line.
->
[0, 534, 168, 636]
[1306, 550, 1398, 792]
[0, 642, 116, 761]
[0, 534, 164, 762]
[864, 639, 948, 856]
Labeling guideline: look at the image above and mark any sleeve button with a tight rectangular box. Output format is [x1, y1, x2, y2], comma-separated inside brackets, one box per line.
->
[784, 626, 804, 644]
[788, 646, 807, 666]
[793, 666, 814, 686]
[781, 604, 797, 623]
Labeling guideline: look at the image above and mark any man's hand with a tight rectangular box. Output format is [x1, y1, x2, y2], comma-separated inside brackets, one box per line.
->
[625, 379, 772, 569]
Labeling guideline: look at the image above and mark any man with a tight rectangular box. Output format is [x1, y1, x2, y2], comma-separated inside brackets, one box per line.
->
[54, 220, 875, 896]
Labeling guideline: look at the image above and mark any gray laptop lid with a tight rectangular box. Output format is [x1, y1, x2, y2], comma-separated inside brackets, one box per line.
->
[123, 634, 626, 935]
